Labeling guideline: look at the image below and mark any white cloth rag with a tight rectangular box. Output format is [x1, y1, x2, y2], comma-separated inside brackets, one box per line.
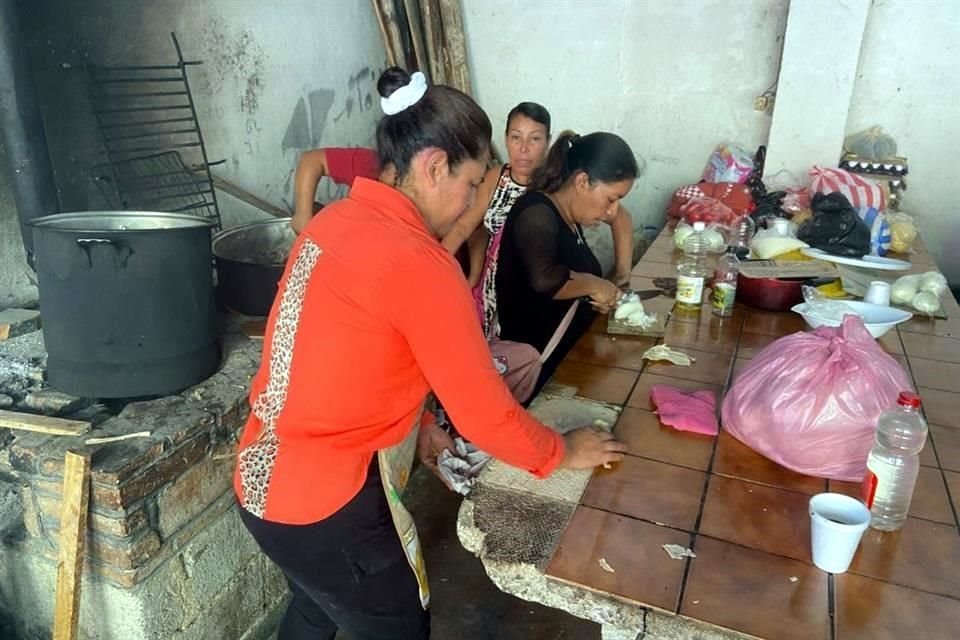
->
[437, 437, 491, 496]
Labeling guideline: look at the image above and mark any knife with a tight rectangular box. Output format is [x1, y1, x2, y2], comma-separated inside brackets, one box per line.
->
[619, 289, 663, 305]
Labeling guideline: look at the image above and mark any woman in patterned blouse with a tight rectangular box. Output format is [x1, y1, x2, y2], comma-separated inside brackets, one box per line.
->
[442, 103, 636, 338]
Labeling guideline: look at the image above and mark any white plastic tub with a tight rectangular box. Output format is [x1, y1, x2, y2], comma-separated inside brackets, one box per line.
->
[791, 301, 913, 338]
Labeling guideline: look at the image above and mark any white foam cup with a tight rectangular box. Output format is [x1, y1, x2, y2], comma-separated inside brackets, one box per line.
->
[809, 493, 871, 574]
[864, 281, 891, 307]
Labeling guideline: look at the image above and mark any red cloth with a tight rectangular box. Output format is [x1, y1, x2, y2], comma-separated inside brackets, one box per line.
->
[234, 178, 564, 524]
[325, 147, 380, 186]
[650, 385, 718, 435]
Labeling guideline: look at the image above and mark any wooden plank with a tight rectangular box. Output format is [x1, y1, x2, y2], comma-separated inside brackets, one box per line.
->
[370, 0, 399, 67]
[403, 0, 429, 75]
[0, 410, 91, 436]
[436, 0, 472, 94]
[420, 0, 444, 83]
[52, 451, 91, 640]
[241, 319, 267, 340]
[84, 431, 151, 446]
[375, 0, 406, 70]
[607, 309, 669, 338]
[211, 175, 289, 219]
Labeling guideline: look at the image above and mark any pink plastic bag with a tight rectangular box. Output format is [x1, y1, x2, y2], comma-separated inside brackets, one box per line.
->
[808, 166, 886, 210]
[721, 315, 912, 482]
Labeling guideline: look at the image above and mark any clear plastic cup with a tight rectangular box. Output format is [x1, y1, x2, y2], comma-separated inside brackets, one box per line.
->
[808, 493, 870, 573]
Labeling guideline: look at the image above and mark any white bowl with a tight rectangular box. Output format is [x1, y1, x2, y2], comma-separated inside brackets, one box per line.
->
[791, 301, 913, 338]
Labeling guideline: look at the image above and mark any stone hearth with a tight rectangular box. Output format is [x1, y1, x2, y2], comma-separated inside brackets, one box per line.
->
[0, 313, 284, 640]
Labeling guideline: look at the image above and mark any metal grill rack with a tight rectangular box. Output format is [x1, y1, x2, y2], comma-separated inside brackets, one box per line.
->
[87, 32, 221, 228]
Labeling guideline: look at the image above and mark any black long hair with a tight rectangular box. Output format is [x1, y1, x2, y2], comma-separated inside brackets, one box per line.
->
[529, 130, 638, 193]
[375, 67, 492, 180]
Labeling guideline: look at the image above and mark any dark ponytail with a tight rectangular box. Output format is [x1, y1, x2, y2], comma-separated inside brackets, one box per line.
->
[376, 67, 492, 181]
[529, 130, 639, 193]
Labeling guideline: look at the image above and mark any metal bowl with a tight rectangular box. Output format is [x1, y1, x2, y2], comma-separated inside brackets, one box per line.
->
[212, 218, 296, 316]
[212, 217, 296, 265]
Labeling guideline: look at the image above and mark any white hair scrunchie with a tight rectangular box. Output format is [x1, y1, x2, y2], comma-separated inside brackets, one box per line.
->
[380, 71, 428, 115]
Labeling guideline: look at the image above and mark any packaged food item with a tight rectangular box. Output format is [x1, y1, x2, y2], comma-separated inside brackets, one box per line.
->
[750, 227, 809, 259]
[889, 271, 947, 314]
[886, 212, 918, 254]
[844, 126, 898, 160]
[856, 207, 892, 256]
[703, 143, 754, 183]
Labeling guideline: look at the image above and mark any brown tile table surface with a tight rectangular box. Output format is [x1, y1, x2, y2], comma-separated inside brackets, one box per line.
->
[542, 230, 960, 639]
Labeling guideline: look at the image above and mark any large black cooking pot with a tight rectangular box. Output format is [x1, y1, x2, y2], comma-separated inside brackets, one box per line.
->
[212, 218, 296, 316]
[27, 212, 219, 398]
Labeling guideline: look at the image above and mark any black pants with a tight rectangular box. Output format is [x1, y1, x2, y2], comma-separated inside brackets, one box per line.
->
[238, 460, 430, 640]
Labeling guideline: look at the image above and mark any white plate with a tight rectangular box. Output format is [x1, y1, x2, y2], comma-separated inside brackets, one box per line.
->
[800, 248, 911, 271]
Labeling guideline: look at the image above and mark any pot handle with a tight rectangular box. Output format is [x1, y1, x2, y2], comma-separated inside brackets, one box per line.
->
[76, 238, 133, 270]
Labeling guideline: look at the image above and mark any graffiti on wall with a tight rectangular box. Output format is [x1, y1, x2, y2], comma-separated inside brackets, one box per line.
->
[277, 66, 383, 207]
[332, 67, 378, 123]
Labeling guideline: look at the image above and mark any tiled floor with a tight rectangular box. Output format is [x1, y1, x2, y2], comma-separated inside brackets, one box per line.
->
[543, 240, 960, 639]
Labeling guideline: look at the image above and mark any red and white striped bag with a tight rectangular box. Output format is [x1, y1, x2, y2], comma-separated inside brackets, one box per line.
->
[808, 166, 886, 210]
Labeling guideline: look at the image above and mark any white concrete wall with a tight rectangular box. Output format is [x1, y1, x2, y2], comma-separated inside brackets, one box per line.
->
[847, 0, 960, 282]
[462, 0, 789, 229]
[765, 0, 871, 178]
[26, 0, 386, 217]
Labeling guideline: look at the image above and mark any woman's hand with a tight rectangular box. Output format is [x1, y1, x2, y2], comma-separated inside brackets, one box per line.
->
[559, 427, 627, 469]
[416, 420, 456, 490]
[588, 275, 621, 313]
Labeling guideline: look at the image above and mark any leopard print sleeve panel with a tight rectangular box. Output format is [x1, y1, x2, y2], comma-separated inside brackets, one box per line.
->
[237, 239, 322, 518]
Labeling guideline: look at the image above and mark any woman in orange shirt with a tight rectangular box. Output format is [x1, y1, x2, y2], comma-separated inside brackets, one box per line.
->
[234, 67, 626, 640]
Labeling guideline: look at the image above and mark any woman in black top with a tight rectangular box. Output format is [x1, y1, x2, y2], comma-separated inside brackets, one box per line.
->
[496, 131, 639, 401]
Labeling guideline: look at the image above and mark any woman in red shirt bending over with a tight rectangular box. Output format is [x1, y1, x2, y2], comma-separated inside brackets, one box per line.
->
[290, 146, 386, 233]
[234, 67, 626, 640]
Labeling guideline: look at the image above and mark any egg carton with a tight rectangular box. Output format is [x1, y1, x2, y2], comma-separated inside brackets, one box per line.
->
[839, 153, 909, 177]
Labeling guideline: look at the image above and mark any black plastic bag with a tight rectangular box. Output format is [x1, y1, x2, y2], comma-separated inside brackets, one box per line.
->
[797, 192, 870, 257]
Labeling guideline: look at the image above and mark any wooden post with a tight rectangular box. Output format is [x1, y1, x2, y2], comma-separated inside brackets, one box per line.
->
[436, 0, 472, 94]
[372, 0, 407, 70]
[52, 451, 91, 640]
[370, 0, 399, 67]
[420, 0, 445, 84]
[403, 0, 429, 76]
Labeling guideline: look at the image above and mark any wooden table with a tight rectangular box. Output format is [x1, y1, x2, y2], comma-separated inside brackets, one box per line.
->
[458, 228, 960, 640]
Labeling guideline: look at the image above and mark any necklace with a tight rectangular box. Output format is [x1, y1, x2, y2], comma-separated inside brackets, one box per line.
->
[573, 224, 585, 246]
[547, 192, 584, 245]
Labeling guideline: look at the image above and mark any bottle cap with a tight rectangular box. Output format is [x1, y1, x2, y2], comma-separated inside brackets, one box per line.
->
[692, 221, 706, 231]
[897, 391, 922, 409]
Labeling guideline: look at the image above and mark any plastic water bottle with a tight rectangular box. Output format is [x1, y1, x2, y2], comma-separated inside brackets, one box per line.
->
[862, 392, 928, 531]
[729, 216, 756, 260]
[676, 222, 709, 311]
[711, 248, 740, 317]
